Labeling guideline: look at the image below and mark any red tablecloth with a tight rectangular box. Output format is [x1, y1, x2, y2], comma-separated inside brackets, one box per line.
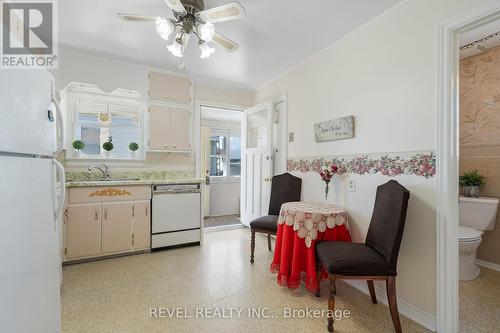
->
[270, 202, 351, 291]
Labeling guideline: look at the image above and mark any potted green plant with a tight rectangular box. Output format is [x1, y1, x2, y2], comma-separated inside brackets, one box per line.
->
[72, 140, 85, 158]
[128, 142, 139, 158]
[459, 170, 485, 198]
[102, 136, 114, 158]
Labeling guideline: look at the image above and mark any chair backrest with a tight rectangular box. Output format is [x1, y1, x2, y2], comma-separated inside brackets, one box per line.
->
[268, 173, 302, 215]
[365, 180, 410, 269]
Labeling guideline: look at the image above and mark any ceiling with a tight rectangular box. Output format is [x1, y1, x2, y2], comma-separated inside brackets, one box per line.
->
[60, 0, 402, 89]
[201, 106, 242, 123]
[459, 19, 500, 59]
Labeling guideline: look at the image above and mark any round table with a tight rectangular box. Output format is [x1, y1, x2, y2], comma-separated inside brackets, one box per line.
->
[270, 202, 351, 291]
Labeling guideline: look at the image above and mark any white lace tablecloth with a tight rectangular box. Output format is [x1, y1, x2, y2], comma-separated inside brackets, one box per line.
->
[278, 202, 349, 247]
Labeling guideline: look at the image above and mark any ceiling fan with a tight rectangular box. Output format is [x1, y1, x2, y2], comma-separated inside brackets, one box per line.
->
[118, 0, 245, 60]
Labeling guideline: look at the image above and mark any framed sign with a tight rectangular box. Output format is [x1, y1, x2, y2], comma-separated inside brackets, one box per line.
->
[314, 116, 355, 142]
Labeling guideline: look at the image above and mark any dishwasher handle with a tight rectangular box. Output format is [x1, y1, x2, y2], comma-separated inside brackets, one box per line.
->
[153, 189, 201, 194]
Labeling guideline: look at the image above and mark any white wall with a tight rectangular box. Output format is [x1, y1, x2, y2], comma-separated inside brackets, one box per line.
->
[257, 0, 493, 322]
[53, 49, 255, 172]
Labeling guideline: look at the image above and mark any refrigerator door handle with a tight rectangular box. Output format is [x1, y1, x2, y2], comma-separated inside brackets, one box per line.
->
[53, 159, 66, 222]
[52, 94, 65, 157]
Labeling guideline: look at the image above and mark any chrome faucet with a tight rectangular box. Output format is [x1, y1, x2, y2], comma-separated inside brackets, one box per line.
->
[88, 164, 110, 180]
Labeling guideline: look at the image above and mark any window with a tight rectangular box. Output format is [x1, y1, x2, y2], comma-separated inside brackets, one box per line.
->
[74, 99, 143, 159]
[209, 132, 240, 177]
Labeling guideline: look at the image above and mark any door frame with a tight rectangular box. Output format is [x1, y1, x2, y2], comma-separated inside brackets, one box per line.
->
[437, 2, 500, 332]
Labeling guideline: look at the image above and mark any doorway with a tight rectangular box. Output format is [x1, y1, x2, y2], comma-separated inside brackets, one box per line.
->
[437, 3, 500, 332]
[200, 105, 243, 229]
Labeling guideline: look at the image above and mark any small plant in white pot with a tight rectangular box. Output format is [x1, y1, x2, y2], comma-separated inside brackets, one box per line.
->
[459, 170, 486, 198]
[128, 142, 139, 158]
[72, 140, 85, 158]
[102, 137, 114, 158]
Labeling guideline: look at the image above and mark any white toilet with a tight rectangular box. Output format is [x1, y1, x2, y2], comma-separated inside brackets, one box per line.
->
[458, 196, 499, 281]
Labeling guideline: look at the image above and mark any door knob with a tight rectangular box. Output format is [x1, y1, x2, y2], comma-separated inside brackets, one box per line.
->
[264, 177, 271, 182]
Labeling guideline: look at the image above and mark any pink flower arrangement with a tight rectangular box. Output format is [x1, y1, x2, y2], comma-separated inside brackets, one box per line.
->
[319, 165, 338, 200]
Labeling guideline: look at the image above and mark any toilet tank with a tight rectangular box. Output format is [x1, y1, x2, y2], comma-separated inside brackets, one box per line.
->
[459, 196, 499, 231]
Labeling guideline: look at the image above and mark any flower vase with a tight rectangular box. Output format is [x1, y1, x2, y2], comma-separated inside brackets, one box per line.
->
[105, 151, 111, 158]
[324, 181, 330, 200]
[75, 150, 81, 158]
[463, 186, 480, 198]
[130, 151, 136, 158]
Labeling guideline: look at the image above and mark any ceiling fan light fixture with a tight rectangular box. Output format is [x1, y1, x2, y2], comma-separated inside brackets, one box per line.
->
[198, 21, 215, 42]
[167, 38, 184, 57]
[199, 42, 215, 59]
[156, 17, 174, 40]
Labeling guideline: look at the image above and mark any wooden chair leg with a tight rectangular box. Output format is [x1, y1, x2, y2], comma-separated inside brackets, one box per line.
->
[316, 259, 322, 297]
[386, 277, 402, 333]
[327, 278, 336, 332]
[367, 280, 377, 304]
[250, 229, 256, 263]
[267, 234, 272, 251]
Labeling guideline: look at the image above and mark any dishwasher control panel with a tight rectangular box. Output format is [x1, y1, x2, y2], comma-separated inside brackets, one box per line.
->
[153, 183, 201, 194]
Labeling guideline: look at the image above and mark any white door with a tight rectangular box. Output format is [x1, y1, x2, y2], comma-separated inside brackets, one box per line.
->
[241, 101, 274, 226]
[0, 156, 61, 333]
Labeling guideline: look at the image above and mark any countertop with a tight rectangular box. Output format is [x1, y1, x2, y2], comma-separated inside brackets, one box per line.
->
[65, 178, 205, 188]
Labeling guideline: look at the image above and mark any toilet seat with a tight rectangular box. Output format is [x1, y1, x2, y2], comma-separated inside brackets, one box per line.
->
[458, 226, 482, 243]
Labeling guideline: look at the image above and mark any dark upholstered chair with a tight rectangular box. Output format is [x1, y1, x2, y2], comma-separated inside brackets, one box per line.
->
[249, 173, 302, 263]
[315, 180, 410, 333]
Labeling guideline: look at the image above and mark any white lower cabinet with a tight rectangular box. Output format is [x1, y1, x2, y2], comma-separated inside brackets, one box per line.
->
[65, 204, 101, 260]
[64, 186, 151, 262]
[101, 202, 133, 254]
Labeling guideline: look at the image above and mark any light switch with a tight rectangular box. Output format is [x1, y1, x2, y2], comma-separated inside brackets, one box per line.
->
[289, 132, 294, 142]
[348, 179, 356, 192]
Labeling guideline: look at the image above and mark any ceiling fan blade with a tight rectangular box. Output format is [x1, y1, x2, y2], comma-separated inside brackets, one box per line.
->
[213, 32, 239, 52]
[198, 2, 245, 23]
[164, 0, 186, 14]
[117, 13, 157, 22]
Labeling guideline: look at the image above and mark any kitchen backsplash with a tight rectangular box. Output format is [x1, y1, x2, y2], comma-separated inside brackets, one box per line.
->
[66, 170, 196, 181]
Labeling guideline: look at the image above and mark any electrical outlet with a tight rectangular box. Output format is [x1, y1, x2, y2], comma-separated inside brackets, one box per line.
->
[348, 179, 356, 192]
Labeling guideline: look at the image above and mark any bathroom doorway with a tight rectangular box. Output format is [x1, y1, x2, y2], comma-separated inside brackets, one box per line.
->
[457, 19, 500, 331]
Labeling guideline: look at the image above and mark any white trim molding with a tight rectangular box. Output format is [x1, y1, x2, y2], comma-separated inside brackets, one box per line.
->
[477, 259, 500, 272]
[437, 2, 500, 332]
[345, 280, 436, 331]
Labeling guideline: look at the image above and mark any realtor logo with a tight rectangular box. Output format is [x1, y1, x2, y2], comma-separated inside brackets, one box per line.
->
[1, 0, 58, 69]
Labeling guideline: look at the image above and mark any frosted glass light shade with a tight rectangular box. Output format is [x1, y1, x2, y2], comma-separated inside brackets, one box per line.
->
[156, 17, 174, 40]
[199, 42, 215, 59]
[198, 21, 215, 42]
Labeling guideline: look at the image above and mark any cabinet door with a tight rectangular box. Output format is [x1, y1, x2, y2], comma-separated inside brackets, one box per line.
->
[66, 204, 101, 260]
[149, 105, 171, 150]
[101, 202, 133, 254]
[133, 201, 150, 250]
[170, 108, 191, 151]
[149, 72, 191, 104]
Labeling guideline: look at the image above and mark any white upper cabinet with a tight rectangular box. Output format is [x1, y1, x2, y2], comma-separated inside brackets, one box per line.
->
[149, 71, 191, 104]
[148, 105, 191, 152]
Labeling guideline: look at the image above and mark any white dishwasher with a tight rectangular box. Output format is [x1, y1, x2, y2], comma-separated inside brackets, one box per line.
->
[151, 183, 201, 250]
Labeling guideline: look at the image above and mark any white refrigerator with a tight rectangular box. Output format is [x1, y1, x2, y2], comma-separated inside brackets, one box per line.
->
[0, 69, 65, 333]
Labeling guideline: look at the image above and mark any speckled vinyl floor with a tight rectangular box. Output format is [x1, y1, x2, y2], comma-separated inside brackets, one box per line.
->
[204, 214, 241, 228]
[459, 266, 500, 332]
[62, 228, 431, 333]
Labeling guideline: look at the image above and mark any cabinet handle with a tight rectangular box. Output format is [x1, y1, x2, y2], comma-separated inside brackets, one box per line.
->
[104, 208, 108, 220]
[146, 206, 149, 216]
[64, 209, 69, 224]
[132, 205, 135, 217]
[172, 144, 177, 149]
[164, 143, 169, 148]
[94, 209, 99, 221]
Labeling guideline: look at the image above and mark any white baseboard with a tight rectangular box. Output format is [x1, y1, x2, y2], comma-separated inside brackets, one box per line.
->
[477, 259, 500, 272]
[344, 280, 436, 332]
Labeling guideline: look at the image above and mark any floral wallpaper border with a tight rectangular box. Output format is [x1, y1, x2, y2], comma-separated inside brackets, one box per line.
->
[287, 151, 436, 178]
